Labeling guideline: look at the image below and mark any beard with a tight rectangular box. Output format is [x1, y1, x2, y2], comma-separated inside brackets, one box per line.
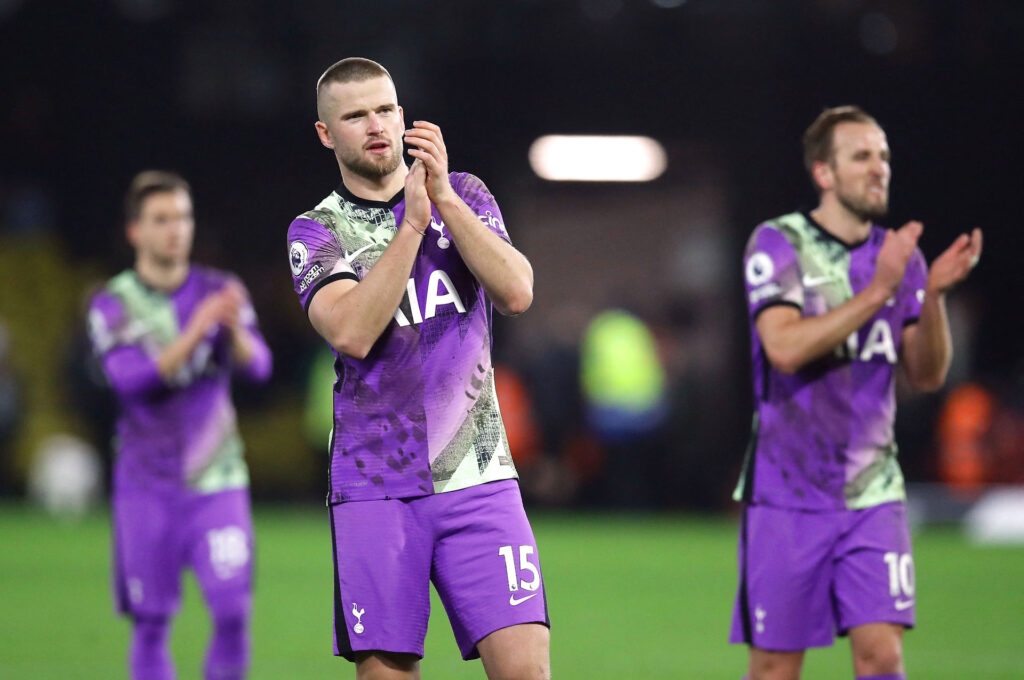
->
[339, 139, 403, 180]
[836, 185, 889, 222]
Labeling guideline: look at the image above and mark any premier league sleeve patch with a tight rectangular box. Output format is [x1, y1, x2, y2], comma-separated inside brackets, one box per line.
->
[744, 225, 803, 318]
[287, 217, 354, 311]
[745, 252, 774, 287]
[289, 240, 309, 277]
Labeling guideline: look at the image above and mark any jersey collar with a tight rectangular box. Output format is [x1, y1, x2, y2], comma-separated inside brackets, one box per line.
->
[802, 210, 872, 251]
[336, 181, 405, 210]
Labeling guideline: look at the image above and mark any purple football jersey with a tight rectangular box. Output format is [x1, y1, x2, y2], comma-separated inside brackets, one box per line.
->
[88, 267, 272, 493]
[287, 173, 518, 503]
[735, 212, 927, 511]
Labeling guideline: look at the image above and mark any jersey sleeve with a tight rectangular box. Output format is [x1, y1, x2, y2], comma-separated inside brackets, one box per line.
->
[743, 224, 803, 321]
[87, 291, 167, 399]
[287, 216, 358, 313]
[451, 172, 511, 242]
[899, 247, 928, 326]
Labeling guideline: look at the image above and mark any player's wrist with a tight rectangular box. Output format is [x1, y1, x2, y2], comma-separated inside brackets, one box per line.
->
[403, 218, 427, 236]
[863, 280, 895, 307]
[432, 187, 461, 212]
[923, 281, 949, 300]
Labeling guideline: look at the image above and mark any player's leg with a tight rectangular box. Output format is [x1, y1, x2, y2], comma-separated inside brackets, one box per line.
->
[330, 497, 432, 675]
[113, 490, 183, 679]
[428, 480, 550, 679]
[746, 647, 804, 680]
[477, 623, 550, 680]
[187, 489, 254, 680]
[130, 615, 175, 680]
[352, 651, 421, 680]
[848, 623, 905, 678]
[730, 504, 841, 679]
[833, 501, 914, 680]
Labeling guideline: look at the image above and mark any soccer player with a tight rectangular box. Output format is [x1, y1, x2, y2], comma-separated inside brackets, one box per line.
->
[285, 57, 550, 679]
[88, 171, 272, 680]
[731, 106, 982, 680]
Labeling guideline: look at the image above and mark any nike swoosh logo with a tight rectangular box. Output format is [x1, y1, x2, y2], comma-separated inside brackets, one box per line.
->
[509, 593, 538, 606]
[894, 599, 914, 611]
[344, 244, 374, 261]
[802, 273, 836, 287]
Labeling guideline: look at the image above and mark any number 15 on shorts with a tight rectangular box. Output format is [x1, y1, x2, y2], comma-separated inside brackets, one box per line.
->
[498, 545, 541, 597]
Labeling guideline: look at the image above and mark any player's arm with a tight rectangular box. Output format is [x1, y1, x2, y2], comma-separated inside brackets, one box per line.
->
[404, 121, 533, 316]
[220, 279, 272, 381]
[758, 221, 922, 374]
[901, 228, 982, 392]
[154, 290, 231, 381]
[307, 161, 430, 360]
[87, 295, 204, 398]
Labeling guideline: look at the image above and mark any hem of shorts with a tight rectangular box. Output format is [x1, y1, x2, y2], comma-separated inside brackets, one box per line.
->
[728, 633, 835, 652]
[837, 617, 915, 637]
[462, 619, 550, 661]
[335, 646, 425, 663]
[118, 603, 181, 620]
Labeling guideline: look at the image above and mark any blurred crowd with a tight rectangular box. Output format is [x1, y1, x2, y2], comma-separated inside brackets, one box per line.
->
[0, 194, 1021, 511]
[2, 0, 1022, 513]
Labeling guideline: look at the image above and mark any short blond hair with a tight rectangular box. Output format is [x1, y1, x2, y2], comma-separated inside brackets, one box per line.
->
[124, 170, 190, 222]
[315, 57, 394, 121]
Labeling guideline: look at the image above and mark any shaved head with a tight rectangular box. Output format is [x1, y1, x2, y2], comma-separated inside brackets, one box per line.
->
[316, 57, 395, 122]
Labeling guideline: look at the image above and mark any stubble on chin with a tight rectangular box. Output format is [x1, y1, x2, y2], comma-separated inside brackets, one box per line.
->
[341, 145, 402, 181]
[839, 191, 888, 223]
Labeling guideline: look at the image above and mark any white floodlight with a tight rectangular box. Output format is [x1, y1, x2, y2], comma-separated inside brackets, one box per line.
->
[529, 135, 667, 182]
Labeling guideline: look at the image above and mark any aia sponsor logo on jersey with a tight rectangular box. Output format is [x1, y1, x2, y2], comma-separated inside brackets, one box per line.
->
[393, 269, 467, 327]
[837, 318, 898, 364]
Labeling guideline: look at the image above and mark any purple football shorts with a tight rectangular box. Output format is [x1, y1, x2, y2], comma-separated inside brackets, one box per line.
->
[730, 500, 915, 651]
[329, 479, 549, 661]
[112, 487, 254, 618]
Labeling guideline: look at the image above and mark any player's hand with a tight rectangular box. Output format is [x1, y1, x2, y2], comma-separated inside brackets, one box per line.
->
[189, 291, 231, 336]
[403, 159, 431, 233]
[404, 121, 454, 204]
[872, 220, 922, 295]
[926, 227, 982, 294]
[219, 280, 247, 328]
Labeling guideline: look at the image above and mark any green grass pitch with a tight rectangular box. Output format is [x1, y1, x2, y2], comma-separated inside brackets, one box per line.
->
[1, 504, 1021, 678]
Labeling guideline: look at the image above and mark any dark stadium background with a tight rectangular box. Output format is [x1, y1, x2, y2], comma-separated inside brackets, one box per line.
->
[1, 0, 1021, 503]
[2, 2, 1023, 679]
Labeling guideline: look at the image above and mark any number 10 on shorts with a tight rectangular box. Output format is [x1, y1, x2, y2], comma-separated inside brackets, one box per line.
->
[498, 545, 541, 592]
[883, 551, 915, 597]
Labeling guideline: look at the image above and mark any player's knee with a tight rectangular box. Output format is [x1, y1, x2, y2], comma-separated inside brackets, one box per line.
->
[853, 637, 903, 674]
[131, 616, 174, 679]
[208, 592, 251, 626]
[748, 649, 802, 680]
[354, 650, 421, 678]
[133, 615, 172, 647]
[212, 611, 248, 642]
[485, 657, 551, 680]
[479, 624, 550, 680]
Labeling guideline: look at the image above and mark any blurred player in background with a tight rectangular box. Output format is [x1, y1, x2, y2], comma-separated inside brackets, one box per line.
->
[286, 58, 549, 679]
[731, 106, 982, 680]
[89, 171, 272, 680]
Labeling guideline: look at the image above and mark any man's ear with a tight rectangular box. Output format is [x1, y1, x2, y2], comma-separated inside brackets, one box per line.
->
[315, 121, 334, 150]
[812, 161, 834, 192]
